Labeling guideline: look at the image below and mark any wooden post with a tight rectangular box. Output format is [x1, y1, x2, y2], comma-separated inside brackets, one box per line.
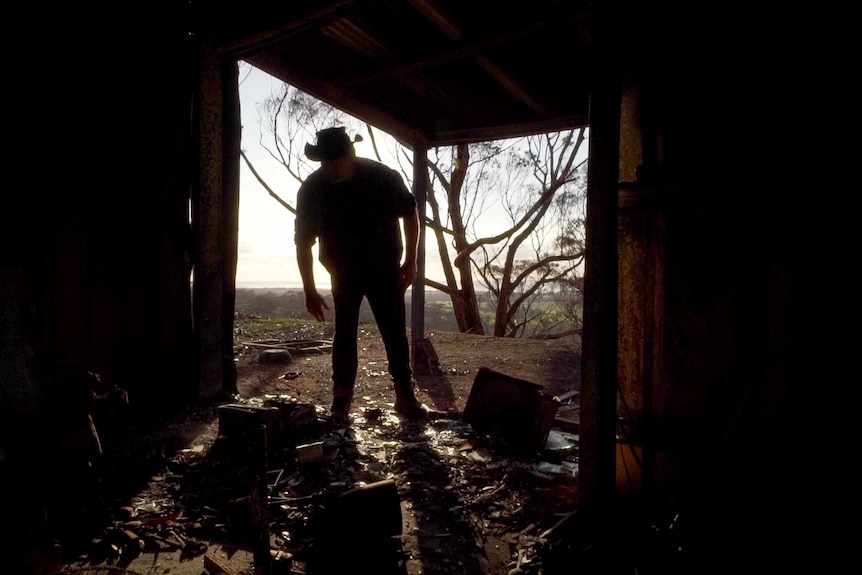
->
[221, 59, 241, 396]
[193, 33, 225, 401]
[578, 0, 622, 518]
[411, 143, 428, 355]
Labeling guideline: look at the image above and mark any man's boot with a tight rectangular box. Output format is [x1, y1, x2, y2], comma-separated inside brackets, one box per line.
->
[330, 387, 353, 425]
[393, 381, 428, 420]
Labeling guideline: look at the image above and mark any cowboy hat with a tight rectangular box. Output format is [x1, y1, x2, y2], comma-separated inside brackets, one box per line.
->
[304, 127, 363, 161]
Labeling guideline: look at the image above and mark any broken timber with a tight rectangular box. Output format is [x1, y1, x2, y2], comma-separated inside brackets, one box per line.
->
[239, 339, 333, 354]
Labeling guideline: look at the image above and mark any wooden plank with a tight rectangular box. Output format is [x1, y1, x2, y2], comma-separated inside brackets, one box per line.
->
[204, 553, 241, 575]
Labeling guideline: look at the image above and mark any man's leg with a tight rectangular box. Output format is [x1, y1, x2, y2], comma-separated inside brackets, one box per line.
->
[366, 276, 426, 419]
[366, 278, 411, 382]
[330, 279, 363, 423]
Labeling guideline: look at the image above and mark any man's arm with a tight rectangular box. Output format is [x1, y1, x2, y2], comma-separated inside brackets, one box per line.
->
[399, 207, 420, 292]
[297, 241, 329, 321]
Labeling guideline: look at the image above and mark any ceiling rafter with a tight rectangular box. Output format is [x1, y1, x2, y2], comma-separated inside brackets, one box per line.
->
[321, 17, 391, 58]
[217, 0, 357, 57]
[247, 50, 427, 146]
[336, 21, 558, 86]
[407, 0, 548, 115]
[218, 1, 595, 146]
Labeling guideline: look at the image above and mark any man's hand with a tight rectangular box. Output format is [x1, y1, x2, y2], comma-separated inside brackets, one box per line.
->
[399, 261, 417, 293]
[304, 290, 329, 321]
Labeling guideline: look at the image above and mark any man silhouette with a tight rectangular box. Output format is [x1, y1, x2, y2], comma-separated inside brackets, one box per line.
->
[294, 127, 428, 424]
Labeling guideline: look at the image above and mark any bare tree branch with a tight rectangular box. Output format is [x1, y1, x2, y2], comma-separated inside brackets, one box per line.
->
[240, 149, 295, 214]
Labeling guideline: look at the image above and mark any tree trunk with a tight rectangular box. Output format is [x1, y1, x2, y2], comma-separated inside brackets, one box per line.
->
[493, 282, 515, 337]
[448, 143, 484, 335]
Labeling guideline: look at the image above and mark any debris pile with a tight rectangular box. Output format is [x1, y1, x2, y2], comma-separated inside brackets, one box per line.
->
[60, 367, 583, 575]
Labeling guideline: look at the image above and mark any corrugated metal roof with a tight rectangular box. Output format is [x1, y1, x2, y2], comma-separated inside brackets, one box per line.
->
[206, 0, 594, 146]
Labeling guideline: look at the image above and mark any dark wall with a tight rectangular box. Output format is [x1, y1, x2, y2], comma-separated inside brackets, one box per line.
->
[608, 3, 800, 569]
[4, 4, 198, 413]
[3, 4, 202, 570]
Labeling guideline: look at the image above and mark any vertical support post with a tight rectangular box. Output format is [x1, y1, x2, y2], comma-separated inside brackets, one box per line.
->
[221, 58, 241, 396]
[192, 33, 225, 401]
[579, 0, 622, 519]
[411, 143, 428, 351]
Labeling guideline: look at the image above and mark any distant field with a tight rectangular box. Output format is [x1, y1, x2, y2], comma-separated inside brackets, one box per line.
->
[234, 287, 579, 336]
[234, 287, 465, 332]
[235, 286, 457, 299]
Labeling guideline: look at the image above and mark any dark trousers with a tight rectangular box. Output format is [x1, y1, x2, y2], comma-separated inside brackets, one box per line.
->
[330, 268, 412, 397]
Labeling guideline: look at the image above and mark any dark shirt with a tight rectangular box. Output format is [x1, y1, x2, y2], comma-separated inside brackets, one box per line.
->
[294, 158, 416, 276]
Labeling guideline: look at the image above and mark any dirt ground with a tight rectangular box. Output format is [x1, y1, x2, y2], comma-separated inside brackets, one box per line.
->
[53, 325, 582, 575]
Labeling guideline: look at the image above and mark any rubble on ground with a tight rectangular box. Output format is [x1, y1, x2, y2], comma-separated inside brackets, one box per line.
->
[59, 369, 581, 575]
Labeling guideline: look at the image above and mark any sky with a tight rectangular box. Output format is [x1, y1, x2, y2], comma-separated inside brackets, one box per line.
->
[235, 64, 316, 288]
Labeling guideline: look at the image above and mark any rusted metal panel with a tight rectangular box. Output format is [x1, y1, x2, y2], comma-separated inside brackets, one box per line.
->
[463, 367, 560, 451]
